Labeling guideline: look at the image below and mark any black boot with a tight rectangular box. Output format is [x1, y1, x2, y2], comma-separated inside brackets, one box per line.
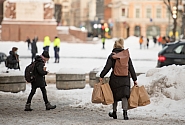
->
[109, 111, 117, 119]
[24, 103, 33, 111]
[45, 102, 56, 110]
[123, 110, 129, 120]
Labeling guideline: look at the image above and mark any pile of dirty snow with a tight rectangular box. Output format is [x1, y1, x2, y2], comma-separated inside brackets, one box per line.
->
[137, 65, 185, 100]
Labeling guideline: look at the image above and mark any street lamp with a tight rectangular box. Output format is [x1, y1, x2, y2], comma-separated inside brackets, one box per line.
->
[172, 6, 177, 19]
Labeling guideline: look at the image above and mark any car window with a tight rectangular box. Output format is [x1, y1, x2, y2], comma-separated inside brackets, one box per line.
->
[174, 45, 184, 54]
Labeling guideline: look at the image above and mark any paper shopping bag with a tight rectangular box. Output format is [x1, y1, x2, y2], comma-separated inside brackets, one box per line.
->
[101, 83, 114, 105]
[128, 85, 139, 109]
[138, 85, 150, 106]
[91, 82, 105, 103]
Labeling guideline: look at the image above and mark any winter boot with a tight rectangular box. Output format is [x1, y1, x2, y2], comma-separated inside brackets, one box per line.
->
[109, 111, 117, 119]
[123, 110, 129, 120]
[24, 103, 33, 111]
[45, 102, 56, 110]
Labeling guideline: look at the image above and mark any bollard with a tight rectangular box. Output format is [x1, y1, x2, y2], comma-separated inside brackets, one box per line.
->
[56, 68, 86, 90]
[0, 75, 26, 93]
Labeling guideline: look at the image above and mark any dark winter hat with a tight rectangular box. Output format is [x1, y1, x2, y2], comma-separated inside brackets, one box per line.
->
[42, 51, 50, 58]
[12, 47, 18, 52]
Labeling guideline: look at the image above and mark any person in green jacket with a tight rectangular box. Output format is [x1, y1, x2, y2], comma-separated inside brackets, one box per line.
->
[53, 36, 60, 63]
[43, 36, 51, 52]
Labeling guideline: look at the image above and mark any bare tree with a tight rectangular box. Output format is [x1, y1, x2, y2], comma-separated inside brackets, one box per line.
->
[163, 0, 179, 41]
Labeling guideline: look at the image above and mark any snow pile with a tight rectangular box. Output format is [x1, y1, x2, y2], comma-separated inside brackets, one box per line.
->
[0, 68, 23, 76]
[138, 65, 185, 100]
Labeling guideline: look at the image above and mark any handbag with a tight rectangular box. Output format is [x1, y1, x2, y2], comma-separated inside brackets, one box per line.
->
[101, 83, 114, 105]
[128, 85, 139, 109]
[138, 85, 150, 106]
[91, 82, 104, 103]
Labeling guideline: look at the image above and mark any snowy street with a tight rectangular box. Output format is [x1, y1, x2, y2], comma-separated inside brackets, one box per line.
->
[0, 37, 185, 125]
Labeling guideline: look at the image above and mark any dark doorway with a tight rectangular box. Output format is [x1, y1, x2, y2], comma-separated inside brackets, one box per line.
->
[127, 27, 130, 38]
[0, 1, 4, 24]
[54, 4, 62, 25]
[134, 26, 141, 37]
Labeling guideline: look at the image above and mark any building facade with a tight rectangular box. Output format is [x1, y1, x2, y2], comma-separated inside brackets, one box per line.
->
[111, 0, 179, 39]
[53, 0, 71, 25]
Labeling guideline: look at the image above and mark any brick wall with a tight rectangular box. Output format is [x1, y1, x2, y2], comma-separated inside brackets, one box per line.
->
[1, 21, 57, 41]
[69, 28, 87, 42]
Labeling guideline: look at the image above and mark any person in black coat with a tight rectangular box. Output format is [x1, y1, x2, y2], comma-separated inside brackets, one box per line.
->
[99, 38, 138, 120]
[25, 51, 56, 111]
[26, 36, 31, 50]
[31, 38, 38, 62]
[6, 47, 20, 70]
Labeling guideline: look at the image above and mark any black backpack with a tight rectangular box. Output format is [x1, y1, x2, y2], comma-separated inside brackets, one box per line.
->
[24, 61, 37, 83]
[5, 55, 11, 67]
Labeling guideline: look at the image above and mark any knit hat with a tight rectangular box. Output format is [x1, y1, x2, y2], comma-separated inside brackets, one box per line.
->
[12, 47, 18, 52]
[42, 51, 50, 58]
[113, 38, 124, 49]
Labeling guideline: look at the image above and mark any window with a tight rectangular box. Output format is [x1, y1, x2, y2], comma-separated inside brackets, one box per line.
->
[156, 8, 161, 18]
[146, 8, 151, 18]
[122, 8, 125, 16]
[174, 45, 184, 54]
[136, 8, 140, 18]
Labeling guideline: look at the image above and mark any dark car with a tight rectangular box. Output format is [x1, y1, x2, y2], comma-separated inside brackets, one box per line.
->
[0, 52, 7, 64]
[157, 40, 185, 67]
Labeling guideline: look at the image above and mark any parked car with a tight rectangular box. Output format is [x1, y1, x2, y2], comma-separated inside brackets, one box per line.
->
[157, 40, 185, 67]
[0, 52, 7, 64]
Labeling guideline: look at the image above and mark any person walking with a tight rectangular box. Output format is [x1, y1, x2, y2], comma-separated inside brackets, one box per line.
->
[102, 35, 106, 49]
[146, 37, 149, 49]
[43, 36, 51, 52]
[26, 37, 31, 50]
[153, 36, 157, 46]
[24, 51, 56, 111]
[161, 36, 167, 48]
[99, 38, 138, 120]
[53, 36, 60, 63]
[139, 36, 143, 49]
[157, 36, 162, 46]
[31, 38, 38, 62]
[6, 47, 20, 70]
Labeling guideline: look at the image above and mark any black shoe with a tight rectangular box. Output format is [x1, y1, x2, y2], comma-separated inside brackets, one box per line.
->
[109, 111, 117, 119]
[123, 110, 129, 120]
[24, 103, 33, 111]
[45, 102, 56, 110]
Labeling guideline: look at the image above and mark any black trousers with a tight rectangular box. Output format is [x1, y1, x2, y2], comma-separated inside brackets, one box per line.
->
[31, 53, 36, 62]
[26, 87, 49, 104]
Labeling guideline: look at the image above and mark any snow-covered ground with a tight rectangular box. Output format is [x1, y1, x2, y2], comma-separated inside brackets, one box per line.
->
[0, 36, 185, 124]
[0, 36, 160, 74]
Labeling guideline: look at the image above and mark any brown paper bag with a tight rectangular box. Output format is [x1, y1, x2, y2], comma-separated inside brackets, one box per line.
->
[138, 85, 150, 106]
[128, 85, 139, 109]
[91, 82, 105, 103]
[101, 83, 114, 105]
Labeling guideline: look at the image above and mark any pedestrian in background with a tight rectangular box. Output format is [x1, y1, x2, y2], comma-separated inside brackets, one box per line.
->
[5, 47, 20, 70]
[25, 51, 56, 111]
[43, 36, 51, 52]
[53, 36, 60, 63]
[99, 38, 138, 120]
[26, 37, 31, 50]
[102, 35, 106, 49]
[157, 36, 162, 46]
[153, 36, 157, 46]
[161, 36, 167, 48]
[31, 37, 38, 62]
[146, 37, 149, 49]
[139, 36, 143, 49]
